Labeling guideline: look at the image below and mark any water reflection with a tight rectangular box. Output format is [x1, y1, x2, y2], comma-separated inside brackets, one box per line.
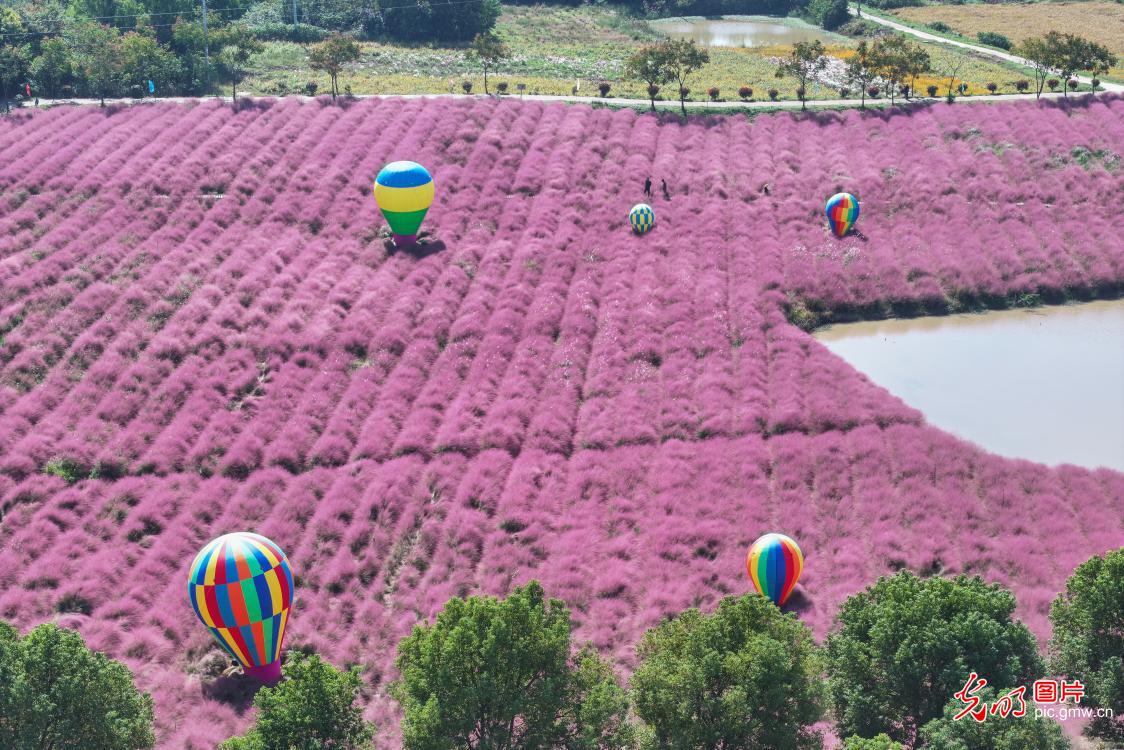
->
[815, 300, 1124, 471]
[649, 16, 831, 48]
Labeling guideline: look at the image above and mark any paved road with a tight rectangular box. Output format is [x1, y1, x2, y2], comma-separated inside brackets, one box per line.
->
[850, 4, 1124, 93]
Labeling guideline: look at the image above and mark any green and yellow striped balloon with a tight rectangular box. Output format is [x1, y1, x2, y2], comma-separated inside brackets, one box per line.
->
[374, 161, 434, 246]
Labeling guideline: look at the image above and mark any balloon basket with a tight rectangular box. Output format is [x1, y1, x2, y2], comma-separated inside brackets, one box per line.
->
[392, 234, 418, 248]
[244, 660, 282, 686]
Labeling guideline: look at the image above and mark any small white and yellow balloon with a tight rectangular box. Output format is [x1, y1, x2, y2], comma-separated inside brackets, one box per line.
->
[373, 161, 435, 248]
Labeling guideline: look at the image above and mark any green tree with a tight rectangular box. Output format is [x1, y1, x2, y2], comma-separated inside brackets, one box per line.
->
[845, 40, 877, 109]
[219, 652, 375, 750]
[825, 572, 1043, 748]
[776, 39, 827, 110]
[662, 38, 709, 115]
[308, 33, 361, 99]
[0, 621, 155, 749]
[808, 0, 849, 32]
[1018, 34, 1062, 99]
[918, 687, 1070, 750]
[120, 31, 182, 97]
[630, 595, 824, 750]
[382, 0, 499, 43]
[215, 26, 263, 101]
[1051, 34, 1117, 98]
[0, 43, 32, 110]
[392, 581, 633, 749]
[465, 32, 509, 96]
[31, 37, 74, 97]
[1050, 549, 1124, 726]
[841, 735, 902, 750]
[69, 22, 124, 105]
[625, 44, 673, 112]
[871, 35, 922, 105]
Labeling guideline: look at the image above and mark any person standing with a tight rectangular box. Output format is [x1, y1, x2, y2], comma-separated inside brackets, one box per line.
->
[644, 177, 652, 198]
[661, 178, 670, 201]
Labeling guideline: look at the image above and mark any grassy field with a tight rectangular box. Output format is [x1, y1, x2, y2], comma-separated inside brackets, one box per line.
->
[245, 4, 1028, 100]
[892, 2, 1124, 78]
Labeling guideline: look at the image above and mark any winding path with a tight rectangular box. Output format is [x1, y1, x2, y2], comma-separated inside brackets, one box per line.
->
[850, 4, 1124, 93]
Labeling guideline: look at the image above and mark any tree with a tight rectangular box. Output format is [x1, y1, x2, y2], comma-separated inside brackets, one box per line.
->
[841, 736, 902, 750]
[776, 39, 827, 110]
[120, 31, 182, 98]
[808, 0, 849, 32]
[69, 22, 123, 105]
[0, 44, 31, 111]
[845, 41, 877, 109]
[1018, 34, 1062, 99]
[0, 621, 155, 749]
[30, 37, 74, 97]
[308, 33, 360, 99]
[1050, 549, 1124, 728]
[1051, 34, 1116, 98]
[382, 0, 499, 42]
[466, 32, 509, 96]
[871, 35, 927, 106]
[626, 44, 673, 112]
[392, 581, 633, 750]
[219, 652, 375, 750]
[631, 595, 824, 750]
[662, 38, 709, 116]
[937, 54, 968, 103]
[918, 688, 1071, 750]
[825, 572, 1044, 748]
[215, 26, 263, 101]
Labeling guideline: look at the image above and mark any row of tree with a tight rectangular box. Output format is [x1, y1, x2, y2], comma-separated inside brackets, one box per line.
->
[2, 548, 1119, 749]
[1018, 31, 1117, 99]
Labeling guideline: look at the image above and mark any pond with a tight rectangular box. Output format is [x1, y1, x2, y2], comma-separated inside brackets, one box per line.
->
[649, 15, 832, 48]
[814, 300, 1124, 472]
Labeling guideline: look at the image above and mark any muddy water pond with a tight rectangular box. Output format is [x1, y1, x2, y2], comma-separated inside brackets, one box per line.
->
[649, 16, 831, 47]
[814, 300, 1124, 472]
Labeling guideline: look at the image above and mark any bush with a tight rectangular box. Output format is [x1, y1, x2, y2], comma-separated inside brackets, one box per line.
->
[631, 595, 824, 749]
[462, 80, 473, 94]
[1015, 79, 1029, 92]
[986, 82, 998, 93]
[1067, 78, 1078, 91]
[246, 22, 328, 43]
[598, 81, 611, 96]
[868, 85, 880, 98]
[1050, 549, 1124, 720]
[738, 85, 752, 99]
[708, 86, 719, 100]
[220, 653, 374, 750]
[1091, 78, 1101, 91]
[899, 83, 910, 98]
[0, 621, 155, 749]
[1047, 78, 1060, 90]
[839, 86, 849, 98]
[679, 86, 690, 99]
[768, 88, 779, 100]
[647, 83, 660, 98]
[303, 81, 318, 96]
[382, 0, 500, 42]
[861, 0, 923, 8]
[977, 31, 1012, 50]
[842, 735, 903, 750]
[926, 84, 938, 96]
[497, 81, 509, 94]
[809, 0, 850, 31]
[826, 572, 1044, 745]
[918, 687, 1070, 750]
[392, 582, 633, 750]
[927, 21, 951, 33]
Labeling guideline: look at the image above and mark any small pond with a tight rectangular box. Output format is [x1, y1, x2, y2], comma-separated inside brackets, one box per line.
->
[649, 15, 832, 48]
[814, 300, 1124, 472]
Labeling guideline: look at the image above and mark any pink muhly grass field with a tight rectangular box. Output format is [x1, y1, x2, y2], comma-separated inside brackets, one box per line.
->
[0, 95, 1121, 747]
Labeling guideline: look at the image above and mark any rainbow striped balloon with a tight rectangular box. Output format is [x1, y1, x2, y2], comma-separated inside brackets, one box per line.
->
[374, 161, 435, 246]
[188, 532, 294, 683]
[629, 203, 655, 234]
[746, 533, 804, 606]
[825, 192, 860, 238]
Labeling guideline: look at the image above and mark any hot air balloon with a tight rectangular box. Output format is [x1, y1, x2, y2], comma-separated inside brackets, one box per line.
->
[746, 533, 804, 607]
[825, 192, 860, 238]
[188, 532, 294, 685]
[629, 203, 655, 235]
[374, 161, 434, 248]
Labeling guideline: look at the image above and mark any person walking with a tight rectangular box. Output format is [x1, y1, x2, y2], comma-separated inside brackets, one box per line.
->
[661, 178, 670, 201]
[643, 176, 652, 198]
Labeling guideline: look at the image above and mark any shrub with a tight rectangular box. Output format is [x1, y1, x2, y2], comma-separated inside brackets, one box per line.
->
[1067, 78, 1078, 91]
[986, 82, 998, 93]
[809, 0, 850, 31]
[825, 572, 1044, 745]
[899, 84, 910, 98]
[392, 582, 633, 749]
[462, 80, 473, 94]
[977, 31, 1012, 50]
[796, 86, 807, 100]
[918, 688, 1070, 750]
[1015, 79, 1030, 92]
[631, 595, 824, 749]
[0, 621, 155, 749]
[738, 85, 752, 99]
[927, 21, 951, 33]
[842, 735, 903, 750]
[1050, 549, 1124, 720]
[1048, 78, 1060, 90]
[839, 86, 850, 98]
[647, 83, 660, 98]
[926, 84, 938, 96]
[497, 81, 509, 94]
[598, 81, 610, 96]
[246, 22, 328, 43]
[679, 86, 690, 99]
[868, 85, 880, 98]
[708, 86, 719, 100]
[768, 88, 779, 100]
[382, 0, 500, 43]
[1091, 78, 1101, 91]
[303, 81, 318, 96]
[220, 653, 374, 750]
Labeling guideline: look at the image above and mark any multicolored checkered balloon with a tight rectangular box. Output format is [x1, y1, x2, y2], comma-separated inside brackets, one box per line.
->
[629, 203, 655, 235]
[188, 532, 294, 684]
[746, 533, 804, 606]
[825, 192, 860, 238]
